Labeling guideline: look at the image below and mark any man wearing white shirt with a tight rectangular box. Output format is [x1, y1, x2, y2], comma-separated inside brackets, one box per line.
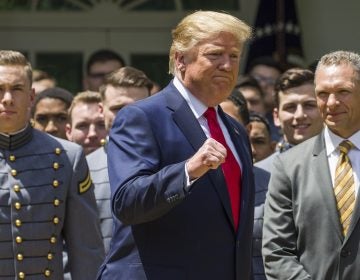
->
[262, 50, 360, 279]
[97, 10, 254, 280]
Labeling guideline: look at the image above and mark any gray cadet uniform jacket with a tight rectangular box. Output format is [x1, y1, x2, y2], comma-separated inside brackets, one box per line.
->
[0, 125, 105, 280]
[86, 144, 112, 254]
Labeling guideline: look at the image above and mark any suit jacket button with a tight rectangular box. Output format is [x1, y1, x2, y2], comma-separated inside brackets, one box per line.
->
[341, 249, 351, 257]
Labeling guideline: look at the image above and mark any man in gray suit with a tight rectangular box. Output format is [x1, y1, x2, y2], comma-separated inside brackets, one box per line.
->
[263, 50, 360, 279]
[86, 66, 152, 253]
[0, 50, 104, 279]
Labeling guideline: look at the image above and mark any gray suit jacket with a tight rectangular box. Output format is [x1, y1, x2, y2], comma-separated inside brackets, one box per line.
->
[262, 131, 360, 280]
[252, 167, 270, 280]
[87, 145, 113, 254]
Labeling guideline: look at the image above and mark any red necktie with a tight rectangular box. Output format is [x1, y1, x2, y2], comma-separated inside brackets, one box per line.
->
[204, 107, 242, 231]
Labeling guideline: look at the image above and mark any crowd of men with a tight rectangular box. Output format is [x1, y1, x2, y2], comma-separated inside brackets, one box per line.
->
[1, 9, 360, 280]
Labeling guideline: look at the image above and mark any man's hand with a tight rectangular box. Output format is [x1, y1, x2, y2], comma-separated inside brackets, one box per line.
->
[186, 138, 227, 180]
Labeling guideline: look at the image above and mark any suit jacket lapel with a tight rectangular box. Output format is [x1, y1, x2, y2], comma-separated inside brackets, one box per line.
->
[312, 133, 343, 241]
[165, 84, 234, 226]
[218, 107, 254, 236]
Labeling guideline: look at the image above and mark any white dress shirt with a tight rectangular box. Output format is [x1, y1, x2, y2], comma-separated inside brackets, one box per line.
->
[173, 77, 241, 167]
[324, 126, 360, 197]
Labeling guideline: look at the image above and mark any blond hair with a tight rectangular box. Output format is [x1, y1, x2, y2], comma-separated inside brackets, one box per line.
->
[0, 50, 32, 85]
[68, 90, 102, 122]
[169, 11, 251, 75]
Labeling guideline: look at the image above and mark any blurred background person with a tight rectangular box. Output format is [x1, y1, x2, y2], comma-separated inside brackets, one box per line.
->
[66, 90, 107, 155]
[32, 68, 57, 94]
[220, 91, 249, 125]
[256, 68, 323, 172]
[83, 49, 126, 92]
[99, 66, 153, 132]
[31, 87, 73, 139]
[246, 56, 284, 141]
[247, 56, 283, 112]
[87, 66, 152, 253]
[248, 113, 276, 163]
[234, 75, 267, 116]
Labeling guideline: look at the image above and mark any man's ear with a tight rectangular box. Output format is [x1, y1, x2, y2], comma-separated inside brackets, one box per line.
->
[174, 52, 186, 72]
[273, 108, 281, 127]
[245, 123, 252, 135]
[65, 123, 72, 141]
[99, 102, 104, 114]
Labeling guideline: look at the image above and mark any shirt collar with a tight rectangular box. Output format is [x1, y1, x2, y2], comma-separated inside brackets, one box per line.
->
[325, 126, 360, 155]
[173, 77, 216, 118]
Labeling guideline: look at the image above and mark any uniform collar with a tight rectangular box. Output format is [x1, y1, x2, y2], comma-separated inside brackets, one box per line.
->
[0, 124, 33, 150]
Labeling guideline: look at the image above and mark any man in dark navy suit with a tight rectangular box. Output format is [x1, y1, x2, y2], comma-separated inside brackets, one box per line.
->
[98, 10, 254, 280]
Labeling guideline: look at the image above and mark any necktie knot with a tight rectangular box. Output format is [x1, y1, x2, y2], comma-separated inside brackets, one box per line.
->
[204, 107, 217, 121]
[339, 140, 354, 155]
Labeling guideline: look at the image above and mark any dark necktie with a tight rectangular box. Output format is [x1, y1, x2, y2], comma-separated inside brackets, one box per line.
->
[334, 140, 355, 236]
[204, 107, 242, 231]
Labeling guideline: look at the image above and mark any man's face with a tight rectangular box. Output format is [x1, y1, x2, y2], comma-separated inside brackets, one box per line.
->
[250, 65, 281, 111]
[249, 121, 275, 162]
[315, 64, 360, 138]
[66, 102, 107, 155]
[0, 65, 34, 133]
[274, 83, 323, 145]
[239, 86, 266, 115]
[176, 32, 241, 107]
[85, 60, 123, 91]
[33, 97, 68, 139]
[102, 85, 149, 131]
[33, 79, 55, 95]
[220, 99, 242, 124]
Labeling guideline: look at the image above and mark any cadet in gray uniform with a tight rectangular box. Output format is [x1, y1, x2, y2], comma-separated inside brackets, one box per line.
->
[0, 50, 104, 279]
[87, 66, 152, 253]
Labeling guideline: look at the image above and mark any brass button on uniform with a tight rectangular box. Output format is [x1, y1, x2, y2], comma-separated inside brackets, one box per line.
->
[52, 180, 59, 188]
[16, 236, 22, 243]
[44, 269, 51, 277]
[53, 162, 59, 170]
[47, 253, 53, 260]
[53, 216, 59, 224]
[18, 272, 25, 279]
[100, 138, 106, 146]
[50, 236, 56, 244]
[9, 155, 16, 161]
[17, 253, 23, 261]
[13, 184, 20, 192]
[15, 219, 22, 227]
[11, 169, 17, 176]
[14, 202, 21, 210]
[55, 148, 61, 155]
[53, 199, 60, 206]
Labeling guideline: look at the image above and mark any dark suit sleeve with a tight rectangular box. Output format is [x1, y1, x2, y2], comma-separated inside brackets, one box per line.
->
[262, 155, 312, 280]
[108, 105, 188, 225]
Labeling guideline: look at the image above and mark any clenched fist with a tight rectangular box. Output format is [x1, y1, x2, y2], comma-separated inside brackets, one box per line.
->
[186, 138, 227, 180]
